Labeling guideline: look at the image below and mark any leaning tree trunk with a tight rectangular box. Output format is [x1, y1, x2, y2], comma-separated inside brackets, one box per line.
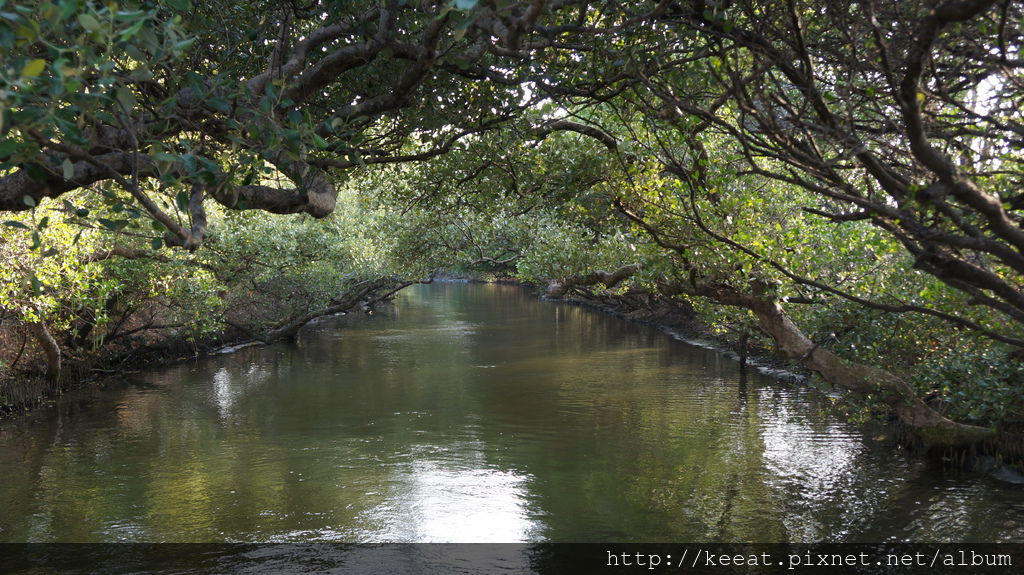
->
[28, 321, 61, 385]
[684, 281, 996, 448]
[259, 278, 412, 343]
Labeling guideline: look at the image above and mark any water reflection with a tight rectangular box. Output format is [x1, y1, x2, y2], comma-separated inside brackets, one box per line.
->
[0, 283, 1022, 544]
[760, 391, 864, 541]
[369, 460, 534, 542]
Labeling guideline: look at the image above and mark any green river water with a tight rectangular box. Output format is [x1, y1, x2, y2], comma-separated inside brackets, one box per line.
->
[1, 282, 1022, 546]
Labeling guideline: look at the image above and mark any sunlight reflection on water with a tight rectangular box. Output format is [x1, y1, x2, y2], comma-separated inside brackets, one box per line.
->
[366, 461, 536, 543]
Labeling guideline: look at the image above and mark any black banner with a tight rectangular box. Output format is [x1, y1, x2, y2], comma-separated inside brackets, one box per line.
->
[0, 543, 1021, 574]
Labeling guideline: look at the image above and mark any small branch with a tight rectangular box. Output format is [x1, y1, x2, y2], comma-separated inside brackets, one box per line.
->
[82, 246, 171, 263]
[801, 207, 872, 222]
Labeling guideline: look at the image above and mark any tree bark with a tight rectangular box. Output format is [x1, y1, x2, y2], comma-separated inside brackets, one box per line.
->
[546, 264, 640, 298]
[28, 321, 61, 385]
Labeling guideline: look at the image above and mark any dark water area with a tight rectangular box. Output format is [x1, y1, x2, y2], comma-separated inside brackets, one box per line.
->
[1, 283, 1022, 545]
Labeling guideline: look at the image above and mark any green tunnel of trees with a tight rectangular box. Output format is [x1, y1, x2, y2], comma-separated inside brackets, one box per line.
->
[1, 0, 1023, 449]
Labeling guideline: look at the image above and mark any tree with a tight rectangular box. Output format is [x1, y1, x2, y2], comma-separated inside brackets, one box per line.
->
[623, 0, 1024, 346]
[0, 0, 661, 247]
[2, 0, 1022, 448]
[0, 0, 656, 399]
[601, 0, 1024, 446]
[459, 0, 1023, 446]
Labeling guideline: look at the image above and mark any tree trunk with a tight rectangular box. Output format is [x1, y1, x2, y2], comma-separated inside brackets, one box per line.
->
[29, 321, 61, 385]
[683, 281, 996, 448]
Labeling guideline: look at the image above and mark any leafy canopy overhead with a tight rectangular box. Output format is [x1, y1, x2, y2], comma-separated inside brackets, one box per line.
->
[2, 0, 1024, 440]
[0, 0, 649, 247]
[2, 0, 1023, 346]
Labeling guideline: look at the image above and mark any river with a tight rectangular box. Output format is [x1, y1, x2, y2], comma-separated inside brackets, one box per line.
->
[1, 282, 1022, 546]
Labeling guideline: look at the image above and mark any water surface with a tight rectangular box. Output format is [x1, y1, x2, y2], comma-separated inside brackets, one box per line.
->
[1, 283, 1021, 543]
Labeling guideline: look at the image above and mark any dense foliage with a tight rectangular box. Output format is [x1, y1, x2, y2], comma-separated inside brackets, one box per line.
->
[1, 0, 1022, 446]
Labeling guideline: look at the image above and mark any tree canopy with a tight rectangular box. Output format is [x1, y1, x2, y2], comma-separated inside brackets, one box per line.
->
[2, 0, 1023, 449]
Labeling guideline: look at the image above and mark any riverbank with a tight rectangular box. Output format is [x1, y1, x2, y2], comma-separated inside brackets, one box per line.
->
[537, 285, 808, 381]
[0, 326, 249, 418]
[0, 280, 405, 418]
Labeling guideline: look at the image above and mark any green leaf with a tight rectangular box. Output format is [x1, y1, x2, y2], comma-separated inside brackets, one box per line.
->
[0, 138, 18, 157]
[77, 12, 100, 33]
[152, 151, 178, 164]
[197, 156, 220, 174]
[31, 275, 42, 297]
[166, 0, 191, 10]
[22, 195, 36, 207]
[113, 10, 147, 22]
[115, 86, 136, 111]
[15, 25, 38, 44]
[97, 217, 127, 231]
[62, 158, 74, 180]
[130, 64, 154, 82]
[53, 57, 70, 78]
[21, 58, 46, 78]
[452, 16, 472, 40]
[175, 190, 189, 213]
[151, 237, 164, 250]
[119, 18, 146, 40]
[173, 37, 196, 52]
[3, 220, 30, 229]
[58, 0, 81, 21]
[180, 153, 197, 174]
[207, 97, 231, 112]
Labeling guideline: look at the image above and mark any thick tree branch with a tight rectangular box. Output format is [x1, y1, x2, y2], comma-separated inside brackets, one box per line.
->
[547, 263, 640, 298]
[681, 280, 995, 447]
[0, 152, 153, 212]
[533, 119, 618, 150]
